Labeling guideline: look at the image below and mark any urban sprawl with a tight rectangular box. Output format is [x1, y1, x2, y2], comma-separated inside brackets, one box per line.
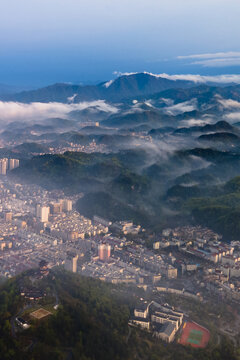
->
[0, 163, 240, 344]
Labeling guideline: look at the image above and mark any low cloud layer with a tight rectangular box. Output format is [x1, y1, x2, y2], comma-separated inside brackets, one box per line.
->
[180, 118, 211, 127]
[225, 112, 240, 121]
[218, 98, 240, 109]
[217, 99, 240, 122]
[0, 100, 119, 123]
[164, 99, 197, 115]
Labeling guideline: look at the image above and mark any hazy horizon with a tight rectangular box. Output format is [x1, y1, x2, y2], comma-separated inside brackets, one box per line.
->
[1, 0, 240, 87]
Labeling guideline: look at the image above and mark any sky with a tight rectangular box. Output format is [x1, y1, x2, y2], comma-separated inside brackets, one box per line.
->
[0, 0, 240, 87]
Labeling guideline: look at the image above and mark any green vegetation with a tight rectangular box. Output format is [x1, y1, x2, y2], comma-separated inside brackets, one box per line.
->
[0, 270, 239, 359]
[183, 177, 240, 240]
[171, 176, 240, 240]
[76, 191, 150, 225]
[10, 146, 240, 239]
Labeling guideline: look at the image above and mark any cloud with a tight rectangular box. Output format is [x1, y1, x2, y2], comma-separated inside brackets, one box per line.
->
[180, 119, 211, 127]
[103, 79, 114, 88]
[159, 73, 240, 83]
[113, 71, 240, 84]
[216, 98, 240, 122]
[177, 51, 240, 68]
[225, 112, 240, 121]
[113, 71, 137, 77]
[67, 94, 78, 103]
[177, 51, 240, 60]
[191, 58, 240, 67]
[218, 99, 240, 109]
[164, 99, 197, 115]
[0, 100, 119, 123]
[160, 98, 174, 106]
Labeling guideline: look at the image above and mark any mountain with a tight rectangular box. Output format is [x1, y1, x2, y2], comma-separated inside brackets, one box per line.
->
[148, 127, 176, 136]
[0, 83, 29, 95]
[173, 121, 236, 135]
[12, 142, 50, 156]
[148, 84, 240, 106]
[198, 132, 239, 143]
[0, 73, 194, 103]
[98, 72, 193, 101]
[201, 121, 236, 133]
[1, 83, 102, 103]
[102, 109, 164, 128]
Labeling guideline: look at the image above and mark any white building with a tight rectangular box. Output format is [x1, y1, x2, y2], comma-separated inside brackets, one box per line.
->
[36, 205, 50, 223]
[0, 159, 7, 175]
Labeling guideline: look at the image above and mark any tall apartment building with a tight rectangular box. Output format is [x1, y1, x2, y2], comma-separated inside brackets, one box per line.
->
[0, 159, 8, 175]
[64, 253, 78, 273]
[98, 244, 111, 261]
[36, 204, 50, 223]
[9, 159, 20, 170]
[60, 199, 72, 212]
[0, 158, 19, 174]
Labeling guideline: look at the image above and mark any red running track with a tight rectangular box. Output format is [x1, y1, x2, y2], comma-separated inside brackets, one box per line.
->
[179, 321, 210, 348]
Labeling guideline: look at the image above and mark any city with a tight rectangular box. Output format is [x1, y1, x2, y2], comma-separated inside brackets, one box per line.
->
[0, 166, 240, 311]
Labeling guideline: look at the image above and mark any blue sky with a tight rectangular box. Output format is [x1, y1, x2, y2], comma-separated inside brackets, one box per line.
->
[0, 0, 240, 87]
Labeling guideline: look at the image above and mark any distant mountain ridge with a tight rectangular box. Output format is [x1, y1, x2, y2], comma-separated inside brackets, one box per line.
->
[198, 132, 240, 143]
[0, 73, 194, 103]
[173, 121, 236, 135]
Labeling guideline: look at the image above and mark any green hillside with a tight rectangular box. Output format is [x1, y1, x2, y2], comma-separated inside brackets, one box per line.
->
[0, 269, 239, 360]
[180, 176, 240, 240]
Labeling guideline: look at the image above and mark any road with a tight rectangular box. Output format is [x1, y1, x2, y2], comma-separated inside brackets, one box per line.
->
[126, 326, 132, 344]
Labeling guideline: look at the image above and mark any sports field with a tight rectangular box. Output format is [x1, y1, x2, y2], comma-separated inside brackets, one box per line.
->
[179, 321, 210, 348]
[30, 308, 52, 320]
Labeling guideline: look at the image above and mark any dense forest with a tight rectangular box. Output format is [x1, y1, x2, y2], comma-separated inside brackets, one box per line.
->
[167, 176, 240, 240]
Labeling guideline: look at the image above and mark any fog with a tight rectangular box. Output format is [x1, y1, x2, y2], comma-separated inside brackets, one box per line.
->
[0, 100, 119, 123]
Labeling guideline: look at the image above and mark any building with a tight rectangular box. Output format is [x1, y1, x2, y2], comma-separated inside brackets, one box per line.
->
[0, 158, 19, 174]
[4, 212, 12, 222]
[50, 202, 63, 214]
[39, 260, 49, 277]
[9, 159, 20, 170]
[153, 242, 160, 250]
[16, 317, 30, 330]
[61, 199, 72, 212]
[153, 322, 176, 343]
[93, 215, 112, 227]
[64, 253, 78, 273]
[167, 266, 178, 279]
[36, 205, 50, 223]
[0, 159, 7, 175]
[130, 301, 183, 343]
[98, 244, 111, 261]
[112, 221, 141, 235]
[134, 303, 149, 319]
[162, 229, 172, 237]
[131, 318, 150, 330]
[151, 311, 181, 330]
